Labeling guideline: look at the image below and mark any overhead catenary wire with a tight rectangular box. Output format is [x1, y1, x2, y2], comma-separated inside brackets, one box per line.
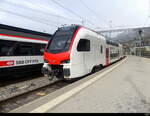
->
[2, 0, 99, 29]
[0, 8, 59, 27]
[3, 0, 81, 23]
[79, 0, 108, 28]
[80, 0, 99, 17]
[50, 0, 83, 19]
[50, 0, 98, 27]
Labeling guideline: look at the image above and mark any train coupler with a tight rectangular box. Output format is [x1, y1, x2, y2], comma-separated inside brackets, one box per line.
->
[42, 68, 56, 81]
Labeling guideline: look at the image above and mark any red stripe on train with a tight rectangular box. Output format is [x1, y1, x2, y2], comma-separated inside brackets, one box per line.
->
[69, 27, 81, 50]
[0, 34, 48, 42]
[0, 61, 14, 67]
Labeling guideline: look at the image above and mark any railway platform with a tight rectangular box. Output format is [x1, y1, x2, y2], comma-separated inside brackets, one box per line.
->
[10, 56, 150, 113]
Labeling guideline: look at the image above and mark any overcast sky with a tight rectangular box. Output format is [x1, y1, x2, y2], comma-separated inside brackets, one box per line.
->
[0, 0, 149, 34]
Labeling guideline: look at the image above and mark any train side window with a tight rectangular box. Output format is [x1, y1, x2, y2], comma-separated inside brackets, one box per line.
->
[77, 39, 90, 52]
[13, 43, 33, 56]
[100, 45, 103, 54]
[0, 40, 16, 56]
[40, 47, 45, 54]
[34, 44, 45, 55]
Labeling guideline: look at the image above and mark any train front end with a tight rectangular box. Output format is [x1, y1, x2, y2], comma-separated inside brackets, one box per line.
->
[42, 25, 80, 80]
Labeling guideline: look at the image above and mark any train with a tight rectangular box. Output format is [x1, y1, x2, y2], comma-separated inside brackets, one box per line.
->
[42, 24, 124, 80]
[0, 24, 52, 79]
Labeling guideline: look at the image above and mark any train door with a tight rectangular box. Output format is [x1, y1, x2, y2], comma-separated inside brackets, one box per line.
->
[77, 39, 90, 73]
[106, 48, 109, 66]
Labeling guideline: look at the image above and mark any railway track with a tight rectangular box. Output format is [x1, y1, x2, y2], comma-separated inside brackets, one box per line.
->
[0, 71, 94, 113]
[0, 76, 62, 102]
[0, 70, 79, 113]
[0, 72, 99, 113]
[0, 81, 69, 113]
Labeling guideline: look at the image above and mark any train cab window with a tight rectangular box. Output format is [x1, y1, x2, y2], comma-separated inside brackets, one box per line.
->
[77, 39, 90, 52]
[13, 44, 33, 56]
[0, 40, 16, 56]
[100, 45, 103, 54]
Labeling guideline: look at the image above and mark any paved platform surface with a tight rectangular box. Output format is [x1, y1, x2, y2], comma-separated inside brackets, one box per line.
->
[49, 56, 150, 113]
[10, 56, 150, 113]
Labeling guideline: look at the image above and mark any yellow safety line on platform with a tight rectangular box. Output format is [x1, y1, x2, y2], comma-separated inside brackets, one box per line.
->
[29, 57, 127, 113]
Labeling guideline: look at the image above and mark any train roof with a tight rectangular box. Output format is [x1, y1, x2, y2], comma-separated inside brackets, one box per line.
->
[58, 24, 80, 30]
[0, 23, 52, 38]
[58, 24, 105, 37]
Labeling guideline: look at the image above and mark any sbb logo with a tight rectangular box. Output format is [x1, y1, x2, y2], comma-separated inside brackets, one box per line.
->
[0, 61, 14, 67]
[6, 61, 14, 65]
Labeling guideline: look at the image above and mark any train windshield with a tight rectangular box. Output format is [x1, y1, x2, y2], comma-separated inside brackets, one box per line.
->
[47, 26, 78, 54]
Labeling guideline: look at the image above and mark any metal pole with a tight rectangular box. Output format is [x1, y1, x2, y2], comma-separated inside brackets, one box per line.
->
[109, 20, 112, 39]
[81, 19, 85, 26]
[57, 16, 60, 27]
[139, 30, 142, 57]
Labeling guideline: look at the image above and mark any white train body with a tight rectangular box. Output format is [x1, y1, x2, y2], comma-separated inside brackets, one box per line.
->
[0, 35, 47, 68]
[68, 27, 106, 78]
[43, 25, 124, 80]
[0, 24, 51, 78]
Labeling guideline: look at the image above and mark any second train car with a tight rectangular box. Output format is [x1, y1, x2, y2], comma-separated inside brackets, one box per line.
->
[0, 24, 51, 79]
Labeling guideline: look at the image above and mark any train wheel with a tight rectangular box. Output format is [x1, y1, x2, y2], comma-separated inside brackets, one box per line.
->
[91, 66, 97, 73]
[48, 76, 55, 81]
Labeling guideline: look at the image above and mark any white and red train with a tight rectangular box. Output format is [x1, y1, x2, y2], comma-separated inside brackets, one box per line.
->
[0, 24, 51, 78]
[42, 25, 124, 80]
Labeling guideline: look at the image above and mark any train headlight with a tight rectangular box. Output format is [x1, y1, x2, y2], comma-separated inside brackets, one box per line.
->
[61, 60, 70, 64]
